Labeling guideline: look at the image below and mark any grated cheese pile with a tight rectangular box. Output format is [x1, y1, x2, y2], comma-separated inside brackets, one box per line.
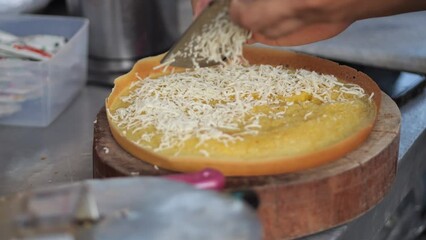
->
[165, 5, 251, 68]
[109, 64, 367, 153]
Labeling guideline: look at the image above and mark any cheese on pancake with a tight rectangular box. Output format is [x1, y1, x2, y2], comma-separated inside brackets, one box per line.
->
[108, 64, 375, 160]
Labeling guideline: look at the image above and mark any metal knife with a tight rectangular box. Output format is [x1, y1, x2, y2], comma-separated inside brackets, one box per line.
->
[160, 0, 230, 68]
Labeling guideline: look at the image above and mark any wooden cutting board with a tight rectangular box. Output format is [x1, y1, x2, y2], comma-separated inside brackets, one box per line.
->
[93, 93, 400, 240]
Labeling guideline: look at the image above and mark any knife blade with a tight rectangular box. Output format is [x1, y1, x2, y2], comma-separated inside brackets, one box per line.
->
[160, 0, 230, 68]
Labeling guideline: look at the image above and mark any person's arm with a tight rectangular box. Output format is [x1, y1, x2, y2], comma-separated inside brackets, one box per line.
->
[191, 0, 426, 46]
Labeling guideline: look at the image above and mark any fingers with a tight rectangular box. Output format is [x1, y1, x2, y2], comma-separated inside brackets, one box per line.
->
[229, 0, 351, 46]
[193, 0, 351, 47]
[193, 0, 214, 17]
[230, 0, 304, 32]
[191, 0, 198, 15]
[251, 22, 352, 46]
[259, 19, 305, 39]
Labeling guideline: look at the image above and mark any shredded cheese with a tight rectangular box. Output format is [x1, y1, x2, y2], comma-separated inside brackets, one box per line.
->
[169, 6, 251, 68]
[304, 111, 313, 120]
[368, 92, 375, 102]
[103, 147, 110, 154]
[109, 64, 367, 153]
[153, 58, 176, 70]
[199, 149, 210, 157]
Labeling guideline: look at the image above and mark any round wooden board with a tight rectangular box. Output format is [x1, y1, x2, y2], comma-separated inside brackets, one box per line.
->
[93, 93, 400, 240]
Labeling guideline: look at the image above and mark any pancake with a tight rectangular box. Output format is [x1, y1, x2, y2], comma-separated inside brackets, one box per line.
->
[106, 46, 381, 176]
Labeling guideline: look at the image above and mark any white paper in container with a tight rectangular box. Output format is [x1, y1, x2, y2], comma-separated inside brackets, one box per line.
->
[0, 15, 88, 127]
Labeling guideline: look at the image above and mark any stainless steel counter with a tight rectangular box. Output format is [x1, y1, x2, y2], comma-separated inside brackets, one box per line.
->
[0, 86, 110, 195]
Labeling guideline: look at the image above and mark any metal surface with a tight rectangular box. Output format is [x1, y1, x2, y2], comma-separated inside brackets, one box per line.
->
[66, 0, 178, 61]
[88, 58, 136, 74]
[81, 0, 191, 85]
[0, 86, 110, 196]
[0, 177, 261, 240]
[282, 12, 426, 74]
[161, 0, 229, 68]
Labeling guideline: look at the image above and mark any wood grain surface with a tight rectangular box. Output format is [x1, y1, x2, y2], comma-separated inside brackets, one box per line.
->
[93, 93, 400, 240]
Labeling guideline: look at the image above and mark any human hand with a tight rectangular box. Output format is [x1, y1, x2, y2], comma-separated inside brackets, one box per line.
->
[190, 0, 351, 46]
[229, 0, 417, 45]
[191, 0, 426, 46]
[191, 0, 212, 17]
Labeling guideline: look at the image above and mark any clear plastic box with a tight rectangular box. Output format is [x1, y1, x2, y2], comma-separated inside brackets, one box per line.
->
[0, 15, 88, 127]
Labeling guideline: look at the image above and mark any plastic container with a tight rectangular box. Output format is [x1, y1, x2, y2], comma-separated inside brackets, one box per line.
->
[0, 15, 88, 127]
